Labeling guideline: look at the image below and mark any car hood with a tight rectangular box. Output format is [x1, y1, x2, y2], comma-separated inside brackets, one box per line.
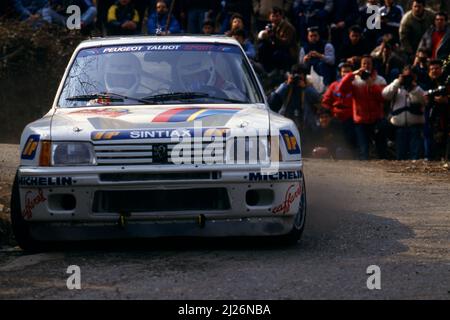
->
[50, 104, 270, 141]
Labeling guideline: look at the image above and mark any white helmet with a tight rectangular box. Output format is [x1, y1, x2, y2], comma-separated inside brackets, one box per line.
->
[177, 52, 216, 91]
[104, 53, 141, 96]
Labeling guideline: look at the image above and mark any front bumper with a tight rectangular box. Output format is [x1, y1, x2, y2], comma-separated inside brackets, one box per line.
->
[18, 162, 303, 239]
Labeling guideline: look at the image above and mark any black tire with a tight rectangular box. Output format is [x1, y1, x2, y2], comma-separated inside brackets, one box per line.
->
[10, 172, 43, 252]
[276, 176, 307, 245]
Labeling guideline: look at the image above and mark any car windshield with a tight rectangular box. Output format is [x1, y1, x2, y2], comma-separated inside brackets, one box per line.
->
[58, 43, 264, 107]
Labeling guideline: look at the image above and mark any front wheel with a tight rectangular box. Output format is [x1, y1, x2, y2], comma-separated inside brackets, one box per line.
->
[10, 172, 43, 251]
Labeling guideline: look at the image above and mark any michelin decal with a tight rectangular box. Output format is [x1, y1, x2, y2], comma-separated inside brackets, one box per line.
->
[247, 171, 302, 181]
[19, 176, 75, 187]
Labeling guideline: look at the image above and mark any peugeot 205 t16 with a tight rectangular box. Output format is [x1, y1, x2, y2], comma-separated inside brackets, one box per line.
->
[12, 36, 306, 250]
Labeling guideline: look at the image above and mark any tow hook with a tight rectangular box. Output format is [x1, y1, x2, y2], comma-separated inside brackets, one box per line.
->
[197, 214, 206, 228]
[118, 212, 131, 229]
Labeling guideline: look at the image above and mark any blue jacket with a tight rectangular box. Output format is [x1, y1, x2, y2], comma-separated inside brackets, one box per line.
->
[13, 0, 47, 20]
[242, 39, 256, 60]
[147, 12, 181, 34]
[269, 83, 321, 130]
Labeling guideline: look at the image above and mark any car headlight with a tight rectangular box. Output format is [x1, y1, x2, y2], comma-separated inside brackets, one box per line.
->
[52, 142, 96, 166]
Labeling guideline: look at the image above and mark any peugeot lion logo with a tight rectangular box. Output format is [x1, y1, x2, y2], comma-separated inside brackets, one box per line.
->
[153, 144, 168, 163]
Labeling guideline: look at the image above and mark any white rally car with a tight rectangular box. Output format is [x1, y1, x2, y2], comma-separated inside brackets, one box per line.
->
[11, 36, 306, 250]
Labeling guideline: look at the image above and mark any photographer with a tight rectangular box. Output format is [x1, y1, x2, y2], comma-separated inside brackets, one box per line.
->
[268, 64, 321, 151]
[371, 39, 404, 83]
[423, 59, 450, 160]
[412, 48, 430, 88]
[299, 26, 336, 85]
[321, 62, 357, 158]
[337, 55, 388, 160]
[257, 6, 298, 73]
[382, 66, 426, 160]
[293, 0, 334, 42]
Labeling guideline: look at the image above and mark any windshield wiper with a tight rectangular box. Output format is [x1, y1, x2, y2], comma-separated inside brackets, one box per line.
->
[66, 92, 149, 104]
[141, 92, 209, 103]
[66, 92, 248, 105]
[141, 92, 247, 104]
[203, 96, 248, 104]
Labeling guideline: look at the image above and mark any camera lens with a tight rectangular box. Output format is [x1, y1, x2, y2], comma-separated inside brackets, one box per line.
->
[361, 70, 371, 80]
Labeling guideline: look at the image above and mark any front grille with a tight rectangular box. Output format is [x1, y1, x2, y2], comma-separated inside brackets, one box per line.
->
[99, 171, 221, 182]
[94, 143, 154, 165]
[94, 141, 226, 165]
[92, 188, 230, 213]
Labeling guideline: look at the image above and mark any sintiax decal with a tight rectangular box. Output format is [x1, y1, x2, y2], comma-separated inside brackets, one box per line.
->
[91, 128, 228, 141]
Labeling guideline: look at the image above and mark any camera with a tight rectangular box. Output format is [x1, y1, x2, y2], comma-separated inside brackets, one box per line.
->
[360, 70, 371, 80]
[418, 56, 428, 64]
[425, 75, 449, 97]
[265, 23, 273, 33]
[425, 85, 447, 97]
[292, 73, 300, 85]
[402, 75, 413, 90]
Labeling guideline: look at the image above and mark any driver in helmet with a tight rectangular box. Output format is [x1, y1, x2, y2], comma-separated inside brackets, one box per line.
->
[103, 52, 142, 98]
[176, 52, 246, 101]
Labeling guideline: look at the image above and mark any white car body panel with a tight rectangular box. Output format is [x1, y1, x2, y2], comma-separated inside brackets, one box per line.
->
[16, 36, 304, 241]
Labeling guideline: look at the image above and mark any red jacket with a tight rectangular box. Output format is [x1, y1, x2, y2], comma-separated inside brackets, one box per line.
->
[337, 72, 387, 124]
[321, 80, 353, 121]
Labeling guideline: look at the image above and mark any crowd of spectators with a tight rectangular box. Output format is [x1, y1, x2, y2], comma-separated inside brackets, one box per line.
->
[0, 0, 449, 161]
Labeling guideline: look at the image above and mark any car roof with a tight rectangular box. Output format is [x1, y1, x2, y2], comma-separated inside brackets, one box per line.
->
[77, 35, 241, 49]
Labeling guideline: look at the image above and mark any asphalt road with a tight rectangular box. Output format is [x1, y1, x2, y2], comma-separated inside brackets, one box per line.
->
[0, 144, 449, 299]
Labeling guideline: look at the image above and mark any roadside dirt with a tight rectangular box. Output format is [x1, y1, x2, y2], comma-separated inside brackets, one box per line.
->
[0, 144, 19, 246]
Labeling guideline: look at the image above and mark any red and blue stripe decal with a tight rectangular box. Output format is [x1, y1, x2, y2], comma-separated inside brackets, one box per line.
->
[152, 107, 241, 123]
